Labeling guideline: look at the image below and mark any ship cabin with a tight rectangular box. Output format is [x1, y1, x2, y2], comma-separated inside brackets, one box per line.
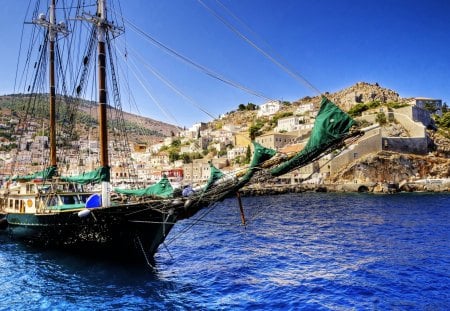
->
[2, 181, 95, 214]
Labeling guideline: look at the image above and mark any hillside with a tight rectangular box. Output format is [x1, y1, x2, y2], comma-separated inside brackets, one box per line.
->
[0, 94, 180, 144]
[211, 82, 411, 130]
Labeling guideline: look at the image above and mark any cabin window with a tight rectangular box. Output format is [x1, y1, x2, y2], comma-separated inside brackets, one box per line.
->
[46, 196, 58, 207]
[79, 195, 90, 203]
[60, 195, 78, 205]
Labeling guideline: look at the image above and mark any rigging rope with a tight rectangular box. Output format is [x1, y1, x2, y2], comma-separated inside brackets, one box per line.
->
[198, 0, 322, 96]
[116, 13, 274, 102]
[118, 47, 181, 126]
[117, 41, 217, 121]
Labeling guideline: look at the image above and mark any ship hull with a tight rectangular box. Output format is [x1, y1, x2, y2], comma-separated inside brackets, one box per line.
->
[4, 202, 177, 263]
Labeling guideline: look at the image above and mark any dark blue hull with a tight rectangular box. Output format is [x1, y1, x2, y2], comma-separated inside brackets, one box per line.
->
[0, 215, 7, 230]
[5, 202, 177, 263]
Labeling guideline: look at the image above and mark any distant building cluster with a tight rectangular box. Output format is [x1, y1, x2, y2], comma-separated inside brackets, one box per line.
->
[0, 96, 445, 186]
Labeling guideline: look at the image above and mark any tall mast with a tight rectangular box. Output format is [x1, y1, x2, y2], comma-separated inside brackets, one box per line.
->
[97, 0, 110, 207]
[49, 0, 57, 167]
[32, 1, 67, 169]
[97, 0, 108, 170]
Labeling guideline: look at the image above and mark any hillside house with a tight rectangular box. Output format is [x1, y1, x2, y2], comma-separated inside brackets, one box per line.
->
[190, 122, 208, 132]
[180, 143, 200, 154]
[210, 130, 233, 144]
[295, 103, 316, 115]
[257, 100, 281, 117]
[198, 136, 212, 150]
[150, 141, 165, 153]
[233, 131, 252, 148]
[133, 143, 147, 152]
[182, 159, 228, 184]
[227, 146, 247, 160]
[275, 115, 315, 133]
[222, 124, 242, 133]
[210, 142, 226, 153]
[179, 129, 198, 139]
[408, 97, 443, 117]
[255, 132, 297, 150]
[150, 152, 170, 167]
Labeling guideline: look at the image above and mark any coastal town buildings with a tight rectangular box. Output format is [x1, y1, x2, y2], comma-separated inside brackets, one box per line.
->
[0, 90, 446, 188]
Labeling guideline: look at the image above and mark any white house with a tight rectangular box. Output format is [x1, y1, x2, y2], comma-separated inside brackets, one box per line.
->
[295, 103, 315, 115]
[227, 146, 247, 160]
[276, 116, 302, 132]
[257, 100, 281, 117]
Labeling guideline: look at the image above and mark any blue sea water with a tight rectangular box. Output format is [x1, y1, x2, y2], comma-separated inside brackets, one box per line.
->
[1, 192, 450, 310]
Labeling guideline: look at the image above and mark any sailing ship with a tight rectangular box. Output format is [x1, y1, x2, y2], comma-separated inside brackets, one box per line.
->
[0, 0, 361, 264]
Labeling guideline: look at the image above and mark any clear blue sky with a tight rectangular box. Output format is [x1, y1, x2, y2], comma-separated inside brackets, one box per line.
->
[1, 0, 449, 127]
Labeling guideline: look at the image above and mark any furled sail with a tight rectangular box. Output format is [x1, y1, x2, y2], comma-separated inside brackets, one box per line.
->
[12, 166, 57, 182]
[115, 174, 174, 198]
[60, 166, 110, 184]
[270, 97, 355, 177]
[236, 142, 277, 186]
[204, 162, 225, 190]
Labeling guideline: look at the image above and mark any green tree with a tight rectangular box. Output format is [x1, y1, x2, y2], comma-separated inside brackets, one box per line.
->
[442, 102, 448, 114]
[246, 103, 257, 110]
[270, 111, 293, 127]
[375, 112, 387, 125]
[181, 153, 192, 164]
[387, 102, 408, 109]
[244, 145, 251, 164]
[348, 103, 369, 117]
[169, 150, 180, 163]
[170, 139, 181, 147]
[424, 102, 438, 114]
[249, 123, 263, 140]
[367, 101, 381, 109]
[439, 112, 450, 129]
[218, 149, 227, 157]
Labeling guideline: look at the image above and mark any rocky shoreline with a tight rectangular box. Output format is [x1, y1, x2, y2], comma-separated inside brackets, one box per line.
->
[240, 181, 450, 196]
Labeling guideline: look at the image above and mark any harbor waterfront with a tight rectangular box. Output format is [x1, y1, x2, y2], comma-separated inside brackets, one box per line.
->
[240, 180, 450, 196]
[1, 192, 449, 310]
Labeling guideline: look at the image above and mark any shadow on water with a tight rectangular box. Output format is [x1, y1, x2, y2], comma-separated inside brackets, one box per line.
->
[0, 231, 192, 310]
[0, 232, 158, 275]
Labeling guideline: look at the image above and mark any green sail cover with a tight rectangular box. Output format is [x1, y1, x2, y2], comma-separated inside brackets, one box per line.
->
[249, 141, 277, 168]
[60, 166, 110, 184]
[270, 97, 355, 177]
[12, 166, 57, 182]
[204, 162, 225, 190]
[237, 141, 277, 185]
[114, 175, 173, 198]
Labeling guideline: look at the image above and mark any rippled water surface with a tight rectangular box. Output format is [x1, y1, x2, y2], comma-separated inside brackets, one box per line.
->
[1, 193, 450, 310]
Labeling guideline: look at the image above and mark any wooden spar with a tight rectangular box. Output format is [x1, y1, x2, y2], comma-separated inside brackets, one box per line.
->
[49, 0, 56, 167]
[97, 0, 110, 207]
[236, 191, 246, 226]
[98, 41, 108, 168]
[97, 0, 108, 170]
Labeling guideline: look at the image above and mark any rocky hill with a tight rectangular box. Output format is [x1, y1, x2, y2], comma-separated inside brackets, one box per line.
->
[0, 94, 180, 144]
[214, 82, 410, 128]
[330, 151, 450, 184]
[319, 81, 406, 111]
